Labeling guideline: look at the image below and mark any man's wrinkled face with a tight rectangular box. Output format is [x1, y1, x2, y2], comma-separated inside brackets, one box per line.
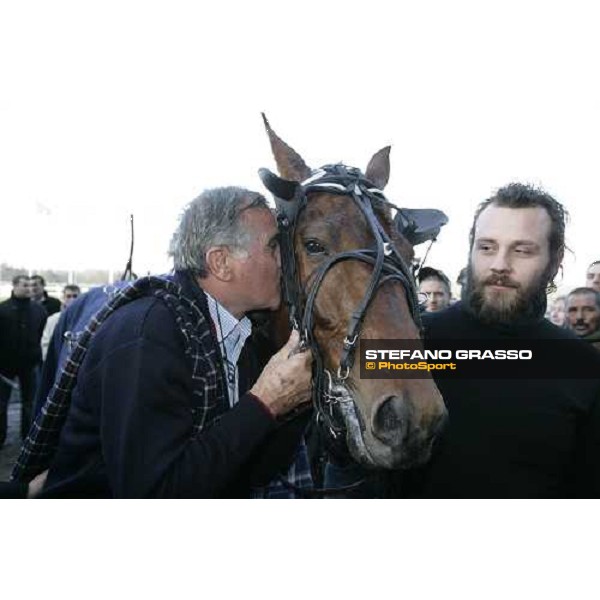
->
[230, 207, 281, 313]
[13, 278, 31, 299]
[468, 205, 552, 324]
[586, 264, 600, 293]
[567, 292, 600, 337]
[419, 279, 451, 312]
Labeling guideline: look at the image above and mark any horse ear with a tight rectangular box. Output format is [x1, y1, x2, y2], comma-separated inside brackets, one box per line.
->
[262, 113, 311, 182]
[365, 146, 391, 189]
[258, 168, 299, 200]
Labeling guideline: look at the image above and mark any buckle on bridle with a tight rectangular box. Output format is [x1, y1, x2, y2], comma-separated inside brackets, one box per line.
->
[343, 334, 358, 350]
[337, 364, 350, 381]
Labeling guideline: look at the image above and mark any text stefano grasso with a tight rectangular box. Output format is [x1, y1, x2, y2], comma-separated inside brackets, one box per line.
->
[364, 349, 533, 360]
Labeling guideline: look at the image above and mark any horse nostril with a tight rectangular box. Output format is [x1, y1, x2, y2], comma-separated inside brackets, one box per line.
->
[372, 395, 409, 445]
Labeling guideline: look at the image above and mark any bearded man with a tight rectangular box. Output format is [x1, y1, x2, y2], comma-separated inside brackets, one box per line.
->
[405, 183, 600, 498]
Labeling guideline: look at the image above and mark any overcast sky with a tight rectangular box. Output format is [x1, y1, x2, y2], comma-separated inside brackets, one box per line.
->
[1, 1, 598, 294]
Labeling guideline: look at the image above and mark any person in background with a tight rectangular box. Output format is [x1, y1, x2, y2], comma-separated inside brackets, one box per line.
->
[585, 261, 600, 293]
[30, 275, 61, 316]
[41, 284, 81, 361]
[418, 267, 452, 313]
[548, 295, 567, 327]
[0, 275, 47, 446]
[566, 287, 600, 350]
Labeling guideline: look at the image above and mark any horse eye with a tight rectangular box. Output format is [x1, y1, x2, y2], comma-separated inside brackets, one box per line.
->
[304, 240, 326, 255]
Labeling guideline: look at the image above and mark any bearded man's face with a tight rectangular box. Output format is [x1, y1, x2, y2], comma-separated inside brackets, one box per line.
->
[466, 205, 554, 325]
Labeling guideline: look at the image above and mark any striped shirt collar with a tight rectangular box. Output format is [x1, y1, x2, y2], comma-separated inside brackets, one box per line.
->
[204, 292, 252, 406]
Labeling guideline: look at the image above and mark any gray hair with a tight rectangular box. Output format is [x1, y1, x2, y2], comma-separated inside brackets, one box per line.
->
[169, 186, 270, 277]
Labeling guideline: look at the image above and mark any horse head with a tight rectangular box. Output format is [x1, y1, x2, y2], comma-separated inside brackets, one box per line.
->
[259, 115, 448, 470]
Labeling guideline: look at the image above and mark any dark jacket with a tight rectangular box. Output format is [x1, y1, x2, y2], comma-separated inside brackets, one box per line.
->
[41, 272, 308, 498]
[33, 282, 133, 419]
[37, 293, 61, 317]
[582, 328, 600, 352]
[404, 302, 600, 498]
[0, 294, 47, 377]
[0, 481, 28, 499]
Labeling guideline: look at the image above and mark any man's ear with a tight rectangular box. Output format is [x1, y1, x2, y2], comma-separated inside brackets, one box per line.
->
[205, 247, 233, 281]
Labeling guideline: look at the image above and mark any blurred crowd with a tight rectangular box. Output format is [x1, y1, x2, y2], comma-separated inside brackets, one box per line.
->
[0, 277, 80, 447]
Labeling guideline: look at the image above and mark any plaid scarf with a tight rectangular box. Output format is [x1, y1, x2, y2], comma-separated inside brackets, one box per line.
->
[12, 275, 312, 498]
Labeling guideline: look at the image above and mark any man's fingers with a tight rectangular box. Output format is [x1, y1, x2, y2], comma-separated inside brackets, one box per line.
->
[284, 329, 300, 347]
[288, 343, 313, 362]
[301, 347, 312, 364]
[284, 329, 312, 359]
[284, 329, 299, 354]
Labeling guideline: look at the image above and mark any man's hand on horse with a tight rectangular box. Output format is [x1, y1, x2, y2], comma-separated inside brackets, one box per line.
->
[251, 329, 312, 418]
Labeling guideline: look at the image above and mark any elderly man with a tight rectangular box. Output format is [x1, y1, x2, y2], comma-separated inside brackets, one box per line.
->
[406, 183, 600, 498]
[585, 261, 600, 293]
[30, 187, 313, 498]
[566, 287, 600, 350]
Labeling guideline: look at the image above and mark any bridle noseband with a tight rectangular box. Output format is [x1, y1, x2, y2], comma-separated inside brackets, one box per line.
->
[263, 164, 422, 443]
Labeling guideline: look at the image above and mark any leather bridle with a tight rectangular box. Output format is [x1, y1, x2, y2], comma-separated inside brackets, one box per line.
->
[260, 163, 422, 443]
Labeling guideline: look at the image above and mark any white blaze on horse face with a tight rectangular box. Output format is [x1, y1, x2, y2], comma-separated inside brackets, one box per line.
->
[470, 205, 552, 309]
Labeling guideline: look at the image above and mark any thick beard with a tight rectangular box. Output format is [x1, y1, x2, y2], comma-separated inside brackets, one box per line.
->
[464, 265, 549, 326]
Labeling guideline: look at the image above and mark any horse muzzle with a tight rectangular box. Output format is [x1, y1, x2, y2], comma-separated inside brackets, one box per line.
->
[346, 393, 448, 470]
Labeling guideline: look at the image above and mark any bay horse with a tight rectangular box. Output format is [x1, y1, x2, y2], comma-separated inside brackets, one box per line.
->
[259, 116, 448, 471]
